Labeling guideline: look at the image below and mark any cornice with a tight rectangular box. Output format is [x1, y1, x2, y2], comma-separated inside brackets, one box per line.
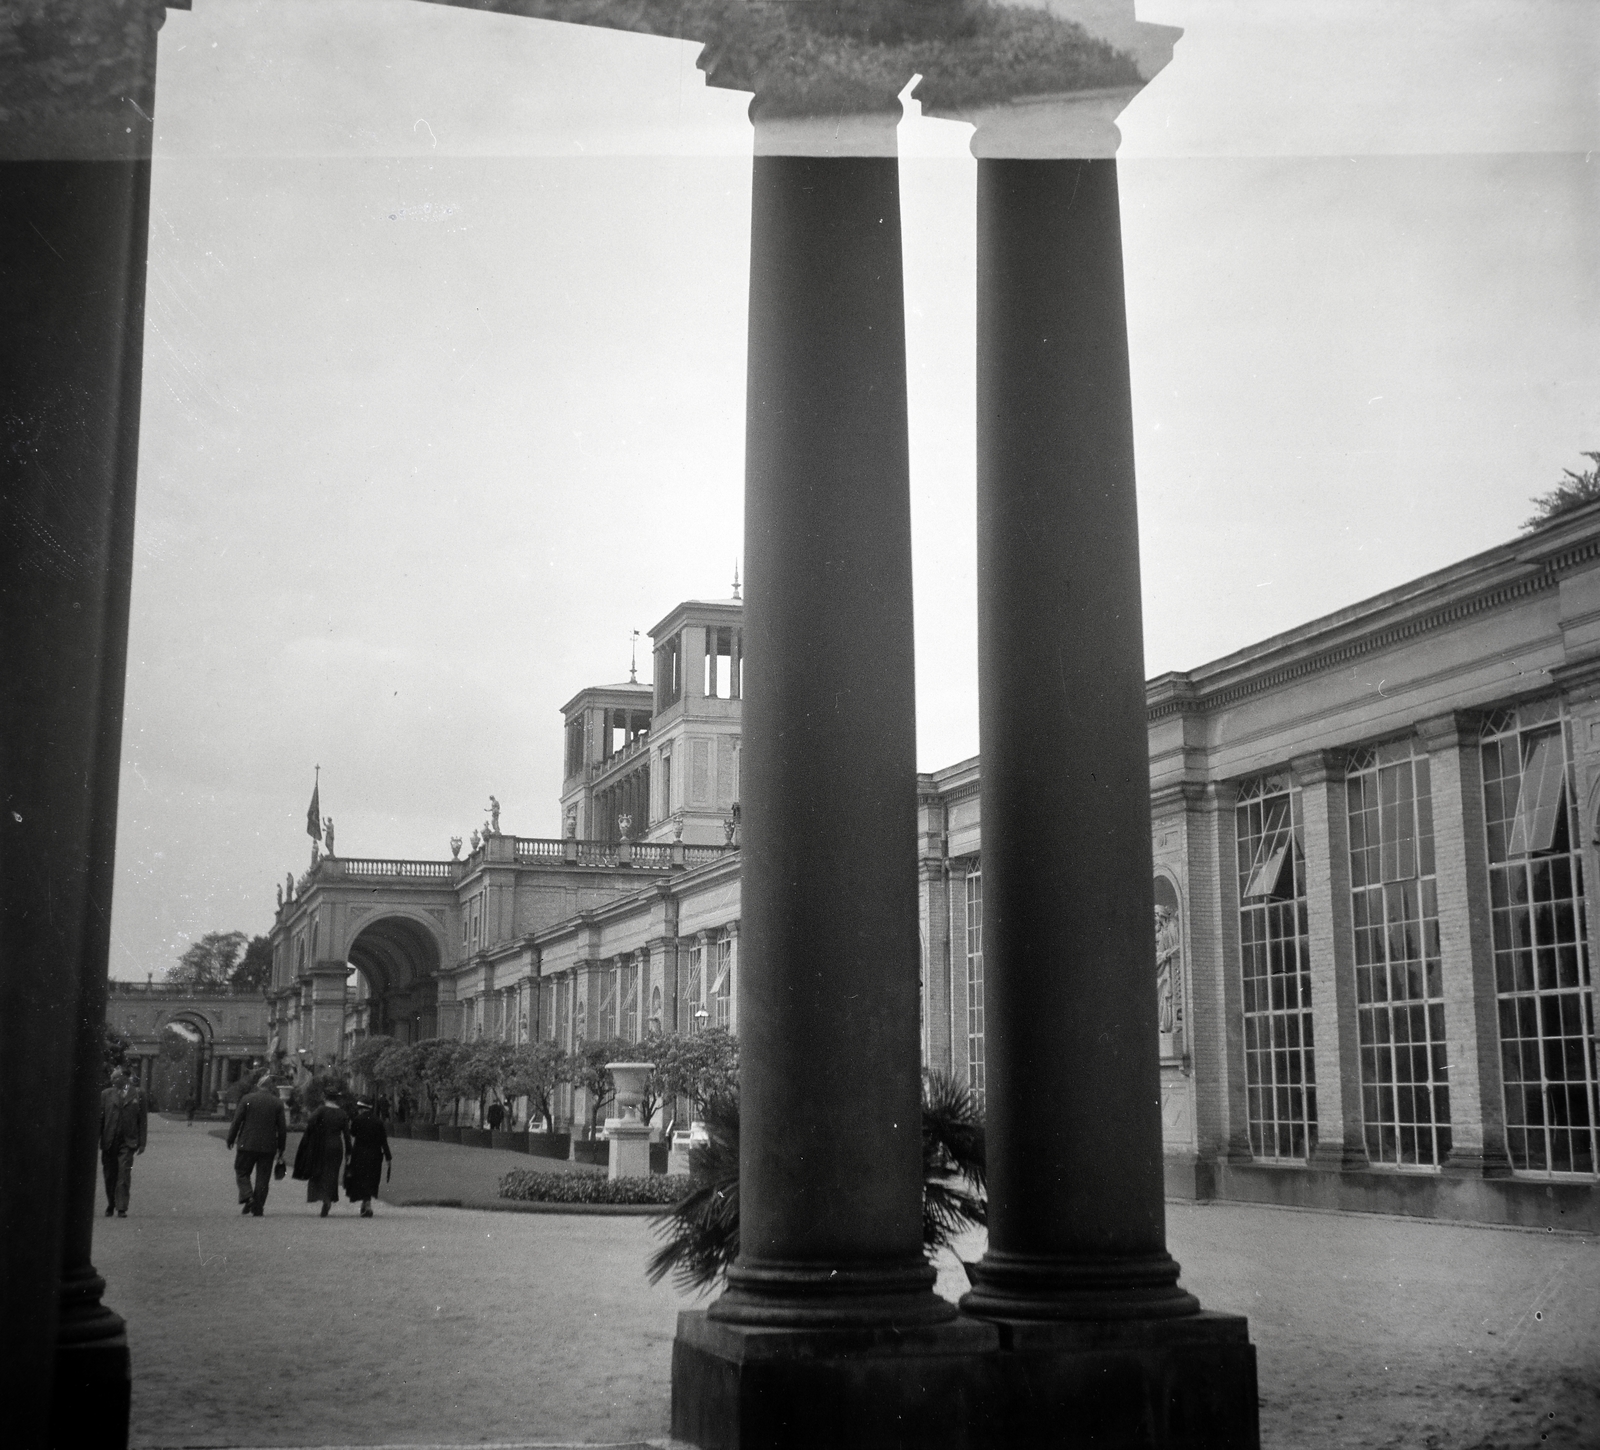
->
[1147, 529, 1600, 726]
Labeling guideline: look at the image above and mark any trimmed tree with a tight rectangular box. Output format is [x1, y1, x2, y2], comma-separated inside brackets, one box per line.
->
[410, 1038, 469, 1123]
[651, 1028, 739, 1131]
[458, 1041, 516, 1125]
[346, 1034, 397, 1093]
[506, 1039, 567, 1131]
[565, 1035, 634, 1139]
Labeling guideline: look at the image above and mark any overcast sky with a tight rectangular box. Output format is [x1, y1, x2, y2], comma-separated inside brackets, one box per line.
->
[109, 0, 1600, 978]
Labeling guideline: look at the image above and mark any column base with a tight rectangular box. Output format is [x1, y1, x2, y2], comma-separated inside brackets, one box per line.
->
[670, 1308, 1259, 1450]
[672, 1310, 999, 1450]
[960, 1249, 1200, 1321]
[51, 1270, 130, 1450]
[1441, 1144, 1513, 1178]
[710, 1258, 956, 1329]
[1310, 1138, 1368, 1171]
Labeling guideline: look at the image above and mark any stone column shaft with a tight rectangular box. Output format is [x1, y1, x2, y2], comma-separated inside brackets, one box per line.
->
[1, 92, 162, 1441]
[963, 159, 1195, 1321]
[713, 150, 948, 1329]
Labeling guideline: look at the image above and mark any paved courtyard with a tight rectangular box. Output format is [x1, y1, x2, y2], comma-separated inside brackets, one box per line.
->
[97, 1116, 1598, 1449]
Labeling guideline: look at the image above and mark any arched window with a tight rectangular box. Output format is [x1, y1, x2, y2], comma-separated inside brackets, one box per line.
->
[650, 984, 662, 1032]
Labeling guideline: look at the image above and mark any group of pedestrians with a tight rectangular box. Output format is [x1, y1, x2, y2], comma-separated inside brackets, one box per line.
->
[227, 1074, 392, 1217]
[99, 1067, 395, 1220]
[292, 1089, 392, 1217]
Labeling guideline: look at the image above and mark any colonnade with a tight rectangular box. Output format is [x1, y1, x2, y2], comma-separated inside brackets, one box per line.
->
[669, 93, 1260, 1450]
[594, 763, 651, 842]
[4, 6, 1261, 1448]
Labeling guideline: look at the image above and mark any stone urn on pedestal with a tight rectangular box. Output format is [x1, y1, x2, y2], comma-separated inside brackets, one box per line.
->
[604, 1061, 654, 1180]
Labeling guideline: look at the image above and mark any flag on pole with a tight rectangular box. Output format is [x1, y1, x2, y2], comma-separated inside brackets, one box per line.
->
[306, 769, 321, 840]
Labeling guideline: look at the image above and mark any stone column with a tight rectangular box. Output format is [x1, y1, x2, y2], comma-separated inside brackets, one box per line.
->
[957, 149, 1256, 1439]
[308, 963, 349, 1067]
[1417, 712, 1511, 1175]
[1292, 750, 1366, 1167]
[673, 102, 994, 1448]
[1, 11, 166, 1445]
[961, 155, 1188, 1321]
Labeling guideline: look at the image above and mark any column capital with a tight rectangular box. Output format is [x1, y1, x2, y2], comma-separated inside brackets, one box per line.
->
[1549, 649, 1600, 703]
[1150, 780, 1208, 815]
[1416, 709, 1484, 753]
[1290, 749, 1348, 788]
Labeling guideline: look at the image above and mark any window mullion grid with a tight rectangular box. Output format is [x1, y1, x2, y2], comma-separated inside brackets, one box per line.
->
[1484, 711, 1599, 1177]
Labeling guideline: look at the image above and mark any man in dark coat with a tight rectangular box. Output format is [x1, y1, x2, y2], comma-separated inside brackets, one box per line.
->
[99, 1069, 148, 1218]
[227, 1074, 288, 1216]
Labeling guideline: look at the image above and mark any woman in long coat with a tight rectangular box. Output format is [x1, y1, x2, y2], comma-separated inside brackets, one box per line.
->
[293, 1096, 351, 1216]
[345, 1100, 391, 1218]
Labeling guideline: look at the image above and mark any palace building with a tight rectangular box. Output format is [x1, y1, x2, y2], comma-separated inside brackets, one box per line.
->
[268, 504, 1600, 1232]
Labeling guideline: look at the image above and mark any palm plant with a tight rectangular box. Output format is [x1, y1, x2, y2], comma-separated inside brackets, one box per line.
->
[646, 1070, 985, 1294]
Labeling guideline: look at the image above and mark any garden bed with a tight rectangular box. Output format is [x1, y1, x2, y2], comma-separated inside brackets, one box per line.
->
[499, 1168, 691, 1206]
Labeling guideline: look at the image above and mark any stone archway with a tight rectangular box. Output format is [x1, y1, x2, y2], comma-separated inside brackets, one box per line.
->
[153, 1011, 213, 1113]
[346, 913, 445, 1046]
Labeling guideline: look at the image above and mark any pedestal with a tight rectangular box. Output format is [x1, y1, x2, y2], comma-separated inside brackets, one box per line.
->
[672, 1312, 999, 1450]
[605, 1118, 651, 1179]
[672, 1310, 1257, 1450]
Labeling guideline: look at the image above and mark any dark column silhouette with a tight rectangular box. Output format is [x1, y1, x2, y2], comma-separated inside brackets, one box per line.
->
[1, 9, 166, 1446]
[672, 141, 999, 1449]
[959, 157, 1258, 1446]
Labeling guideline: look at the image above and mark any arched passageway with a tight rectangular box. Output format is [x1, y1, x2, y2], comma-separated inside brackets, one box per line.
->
[346, 915, 443, 1045]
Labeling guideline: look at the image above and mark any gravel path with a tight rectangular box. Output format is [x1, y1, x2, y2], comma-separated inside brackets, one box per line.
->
[97, 1117, 1599, 1448]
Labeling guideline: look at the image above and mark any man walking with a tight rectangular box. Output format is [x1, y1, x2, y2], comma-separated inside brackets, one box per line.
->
[227, 1074, 288, 1216]
[100, 1069, 148, 1218]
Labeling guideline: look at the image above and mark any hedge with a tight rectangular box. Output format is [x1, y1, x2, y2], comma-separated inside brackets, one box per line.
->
[499, 1169, 692, 1206]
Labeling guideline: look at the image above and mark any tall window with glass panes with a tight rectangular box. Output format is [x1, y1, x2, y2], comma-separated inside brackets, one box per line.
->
[1346, 740, 1452, 1166]
[1480, 702, 1598, 1176]
[966, 868, 984, 1099]
[686, 942, 705, 1035]
[1237, 773, 1318, 1160]
[712, 935, 732, 1030]
[621, 959, 639, 1041]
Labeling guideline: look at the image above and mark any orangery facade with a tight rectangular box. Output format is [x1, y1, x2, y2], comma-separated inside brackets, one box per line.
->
[268, 507, 1600, 1231]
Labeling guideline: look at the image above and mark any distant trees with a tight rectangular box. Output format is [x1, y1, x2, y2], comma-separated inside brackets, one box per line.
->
[165, 930, 247, 987]
[1524, 452, 1600, 530]
[231, 935, 273, 990]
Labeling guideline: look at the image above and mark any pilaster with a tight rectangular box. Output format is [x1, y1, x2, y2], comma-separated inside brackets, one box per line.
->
[1196, 783, 1251, 1163]
[1291, 751, 1365, 1168]
[1416, 712, 1512, 1176]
